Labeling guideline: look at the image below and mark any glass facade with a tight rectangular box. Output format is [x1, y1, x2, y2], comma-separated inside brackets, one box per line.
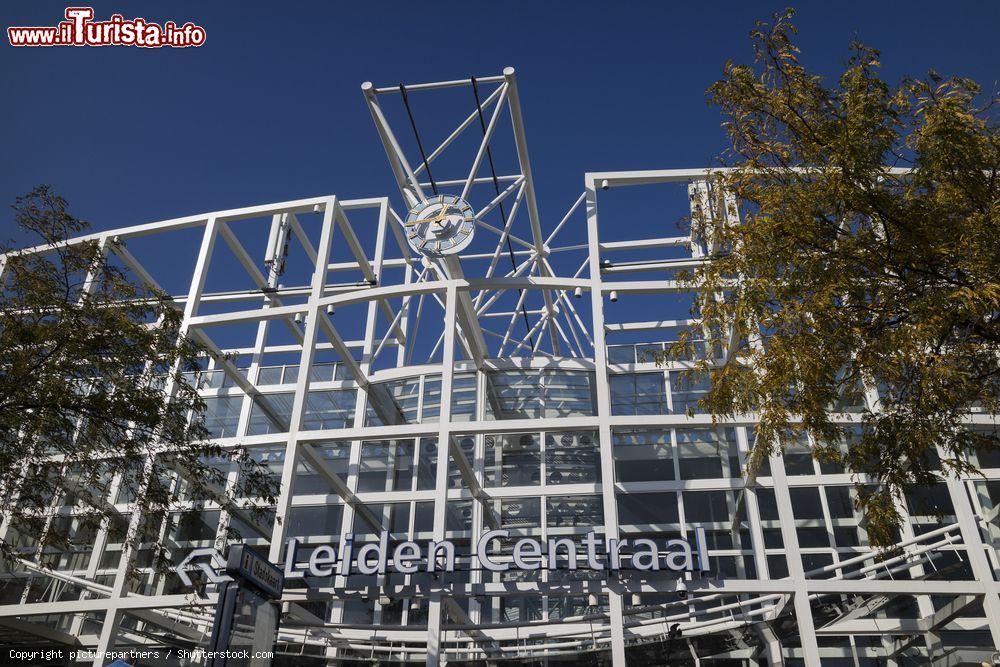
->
[5, 88, 997, 667]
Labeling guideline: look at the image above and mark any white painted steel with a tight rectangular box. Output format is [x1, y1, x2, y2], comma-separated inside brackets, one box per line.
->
[0, 71, 996, 667]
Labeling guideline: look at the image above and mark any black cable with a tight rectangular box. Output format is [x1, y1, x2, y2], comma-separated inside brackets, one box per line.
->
[399, 83, 437, 195]
[472, 76, 535, 349]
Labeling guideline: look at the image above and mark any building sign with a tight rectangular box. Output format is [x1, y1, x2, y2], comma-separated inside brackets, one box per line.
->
[176, 527, 710, 587]
[283, 528, 710, 578]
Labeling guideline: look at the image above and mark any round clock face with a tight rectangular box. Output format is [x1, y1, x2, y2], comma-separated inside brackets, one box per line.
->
[403, 194, 476, 257]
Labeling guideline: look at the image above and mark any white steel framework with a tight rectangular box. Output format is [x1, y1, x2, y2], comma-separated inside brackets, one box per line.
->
[2, 69, 1000, 666]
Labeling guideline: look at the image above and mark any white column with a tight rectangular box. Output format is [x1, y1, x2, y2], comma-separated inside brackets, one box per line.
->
[583, 180, 627, 665]
[768, 451, 822, 665]
[426, 282, 459, 666]
[92, 218, 219, 665]
[267, 198, 339, 561]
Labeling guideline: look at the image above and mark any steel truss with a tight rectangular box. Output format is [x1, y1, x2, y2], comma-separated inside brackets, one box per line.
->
[1, 71, 999, 666]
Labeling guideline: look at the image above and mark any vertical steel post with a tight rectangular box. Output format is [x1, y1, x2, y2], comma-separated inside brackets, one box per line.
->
[426, 282, 459, 665]
[584, 179, 627, 666]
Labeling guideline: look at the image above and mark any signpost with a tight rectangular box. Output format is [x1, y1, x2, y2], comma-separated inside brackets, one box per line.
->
[206, 545, 284, 667]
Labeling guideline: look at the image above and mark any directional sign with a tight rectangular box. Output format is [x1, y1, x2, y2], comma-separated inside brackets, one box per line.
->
[225, 544, 283, 600]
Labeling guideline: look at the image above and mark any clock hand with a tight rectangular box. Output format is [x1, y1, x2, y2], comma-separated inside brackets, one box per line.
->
[430, 203, 450, 225]
[402, 212, 437, 227]
[403, 203, 450, 227]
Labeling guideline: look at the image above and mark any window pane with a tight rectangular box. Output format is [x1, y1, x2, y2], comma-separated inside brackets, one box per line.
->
[288, 505, 343, 538]
[617, 492, 679, 526]
[547, 495, 603, 529]
[545, 431, 601, 484]
[247, 393, 294, 435]
[293, 442, 350, 495]
[201, 396, 243, 439]
[485, 433, 540, 487]
[501, 498, 541, 531]
[683, 490, 733, 525]
[607, 345, 635, 364]
[609, 373, 667, 416]
[613, 429, 674, 482]
[485, 371, 594, 420]
[354, 440, 416, 492]
[676, 428, 740, 480]
[302, 389, 356, 430]
[416, 438, 438, 491]
[542, 371, 596, 418]
[669, 371, 709, 415]
[366, 378, 420, 426]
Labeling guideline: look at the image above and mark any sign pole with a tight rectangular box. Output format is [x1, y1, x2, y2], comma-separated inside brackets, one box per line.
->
[206, 545, 285, 667]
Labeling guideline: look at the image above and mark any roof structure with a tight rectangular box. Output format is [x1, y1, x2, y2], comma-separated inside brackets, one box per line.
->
[1, 69, 998, 666]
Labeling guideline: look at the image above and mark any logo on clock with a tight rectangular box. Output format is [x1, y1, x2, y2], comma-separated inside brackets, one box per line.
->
[402, 194, 476, 257]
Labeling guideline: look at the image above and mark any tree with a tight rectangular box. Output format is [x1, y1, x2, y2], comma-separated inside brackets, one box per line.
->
[675, 9, 1000, 546]
[0, 186, 277, 578]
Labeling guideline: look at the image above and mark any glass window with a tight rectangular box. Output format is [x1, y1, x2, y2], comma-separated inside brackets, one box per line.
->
[683, 490, 734, 525]
[365, 378, 420, 426]
[755, 487, 779, 521]
[636, 343, 663, 363]
[905, 483, 955, 520]
[358, 440, 416, 492]
[617, 492, 680, 526]
[389, 502, 410, 534]
[451, 375, 478, 422]
[824, 486, 855, 519]
[414, 501, 434, 535]
[833, 378, 868, 413]
[302, 389, 356, 430]
[485, 370, 595, 420]
[422, 374, 477, 422]
[247, 393, 293, 435]
[256, 366, 283, 385]
[282, 365, 300, 384]
[973, 429, 1000, 468]
[485, 433, 540, 487]
[169, 510, 220, 544]
[542, 371, 597, 418]
[609, 373, 668, 416]
[790, 487, 824, 520]
[669, 371, 709, 415]
[201, 396, 243, 439]
[676, 428, 740, 479]
[607, 344, 636, 364]
[547, 495, 603, 529]
[545, 431, 601, 485]
[236, 446, 283, 497]
[501, 497, 541, 532]
[448, 437, 476, 489]
[352, 504, 385, 539]
[288, 505, 343, 538]
[309, 363, 337, 383]
[447, 501, 473, 533]
[485, 371, 541, 419]
[613, 429, 674, 482]
[416, 438, 438, 491]
[293, 442, 350, 495]
[781, 433, 815, 476]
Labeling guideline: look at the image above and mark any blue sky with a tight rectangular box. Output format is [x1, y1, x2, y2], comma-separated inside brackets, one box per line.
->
[2, 1, 997, 239]
[2, 1, 999, 359]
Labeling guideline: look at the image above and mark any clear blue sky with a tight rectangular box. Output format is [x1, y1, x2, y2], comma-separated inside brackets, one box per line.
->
[2, 1, 998, 360]
[2, 1, 998, 241]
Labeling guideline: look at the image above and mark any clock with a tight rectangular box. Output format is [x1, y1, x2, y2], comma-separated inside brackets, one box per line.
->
[402, 194, 476, 257]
